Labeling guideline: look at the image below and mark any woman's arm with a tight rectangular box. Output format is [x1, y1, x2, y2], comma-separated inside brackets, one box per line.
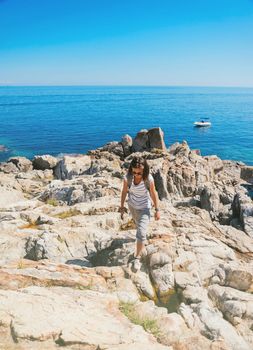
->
[120, 179, 128, 219]
[149, 181, 160, 221]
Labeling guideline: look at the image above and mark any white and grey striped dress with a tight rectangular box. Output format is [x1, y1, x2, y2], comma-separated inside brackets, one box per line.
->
[126, 174, 154, 209]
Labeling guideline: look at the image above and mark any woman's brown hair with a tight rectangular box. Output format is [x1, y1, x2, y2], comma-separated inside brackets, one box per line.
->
[128, 156, 149, 181]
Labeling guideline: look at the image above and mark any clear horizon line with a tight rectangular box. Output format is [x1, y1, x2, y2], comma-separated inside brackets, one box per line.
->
[0, 83, 253, 88]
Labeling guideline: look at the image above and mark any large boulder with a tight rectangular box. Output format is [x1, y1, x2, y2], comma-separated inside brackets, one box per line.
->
[24, 231, 70, 262]
[121, 134, 132, 157]
[132, 129, 149, 152]
[0, 161, 19, 174]
[32, 155, 58, 170]
[39, 180, 76, 203]
[132, 127, 167, 153]
[8, 156, 32, 172]
[148, 127, 167, 151]
[54, 155, 91, 180]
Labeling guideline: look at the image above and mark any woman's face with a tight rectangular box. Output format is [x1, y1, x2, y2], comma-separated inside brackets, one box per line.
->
[132, 167, 144, 178]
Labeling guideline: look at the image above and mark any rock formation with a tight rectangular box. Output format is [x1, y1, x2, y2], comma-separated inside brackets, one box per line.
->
[0, 127, 252, 350]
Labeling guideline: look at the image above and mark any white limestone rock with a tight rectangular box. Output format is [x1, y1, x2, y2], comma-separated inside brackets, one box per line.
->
[8, 156, 33, 172]
[54, 155, 91, 180]
[0, 286, 171, 349]
[0, 187, 25, 208]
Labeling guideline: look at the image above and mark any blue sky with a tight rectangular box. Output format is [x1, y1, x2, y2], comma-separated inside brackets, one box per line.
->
[0, 0, 253, 86]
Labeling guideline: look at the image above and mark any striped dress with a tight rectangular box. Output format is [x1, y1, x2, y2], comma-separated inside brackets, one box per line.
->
[126, 174, 154, 209]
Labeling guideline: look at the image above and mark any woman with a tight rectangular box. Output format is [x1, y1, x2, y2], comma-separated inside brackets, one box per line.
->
[120, 156, 160, 271]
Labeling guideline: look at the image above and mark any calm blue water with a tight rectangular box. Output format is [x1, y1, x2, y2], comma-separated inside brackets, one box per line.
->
[0, 86, 252, 165]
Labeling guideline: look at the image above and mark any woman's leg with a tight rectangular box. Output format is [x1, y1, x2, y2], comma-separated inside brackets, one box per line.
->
[135, 208, 150, 258]
[128, 204, 137, 224]
[135, 240, 145, 258]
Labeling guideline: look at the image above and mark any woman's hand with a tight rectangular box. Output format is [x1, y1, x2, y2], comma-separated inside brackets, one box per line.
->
[154, 210, 160, 221]
[119, 207, 127, 220]
[149, 182, 160, 221]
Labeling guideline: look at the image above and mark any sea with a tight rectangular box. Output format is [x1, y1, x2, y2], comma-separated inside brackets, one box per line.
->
[0, 86, 252, 165]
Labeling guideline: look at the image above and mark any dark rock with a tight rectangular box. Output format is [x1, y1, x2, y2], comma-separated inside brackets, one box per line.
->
[25, 235, 47, 261]
[33, 155, 58, 170]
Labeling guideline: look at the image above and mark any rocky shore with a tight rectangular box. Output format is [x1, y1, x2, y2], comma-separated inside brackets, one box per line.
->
[0, 127, 252, 350]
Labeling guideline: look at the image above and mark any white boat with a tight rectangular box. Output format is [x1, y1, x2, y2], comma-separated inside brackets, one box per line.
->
[194, 120, 211, 127]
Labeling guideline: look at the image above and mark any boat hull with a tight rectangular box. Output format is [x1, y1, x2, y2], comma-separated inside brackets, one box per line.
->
[194, 122, 211, 127]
